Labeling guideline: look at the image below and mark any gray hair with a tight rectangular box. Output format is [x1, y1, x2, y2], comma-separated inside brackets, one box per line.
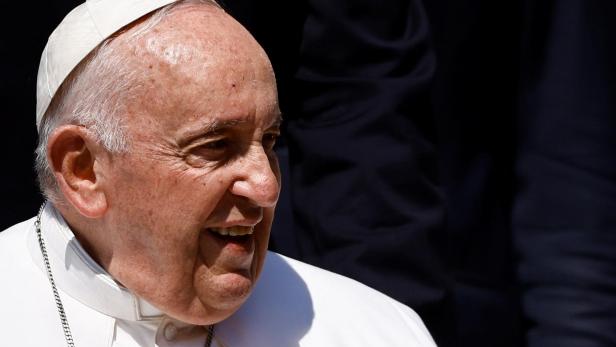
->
[35, 0, 221, 202]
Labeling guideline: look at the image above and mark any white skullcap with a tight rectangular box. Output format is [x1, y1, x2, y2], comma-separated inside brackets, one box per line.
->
[36, 0, 178, 130]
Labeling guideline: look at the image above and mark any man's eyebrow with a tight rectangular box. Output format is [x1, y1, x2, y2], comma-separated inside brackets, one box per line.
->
[202, 118, 246, 132]
[269, 113, 283, 129]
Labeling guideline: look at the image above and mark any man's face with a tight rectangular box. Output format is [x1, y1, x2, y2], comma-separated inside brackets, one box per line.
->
[99, 6, 281, 324]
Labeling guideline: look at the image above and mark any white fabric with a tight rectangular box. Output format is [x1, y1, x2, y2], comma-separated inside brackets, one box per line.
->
[36, 0, 177, 128]
[0, 205, 437, 346]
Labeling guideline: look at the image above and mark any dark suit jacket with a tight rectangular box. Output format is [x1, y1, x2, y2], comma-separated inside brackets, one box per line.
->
[228, 0, 453, 345]
[228, 1, 616, 346]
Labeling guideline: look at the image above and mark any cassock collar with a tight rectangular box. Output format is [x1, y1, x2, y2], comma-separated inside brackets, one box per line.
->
[27, 203, 164, 322]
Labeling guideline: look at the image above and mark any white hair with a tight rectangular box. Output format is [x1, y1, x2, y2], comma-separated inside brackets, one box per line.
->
[35, 0, 221, 202]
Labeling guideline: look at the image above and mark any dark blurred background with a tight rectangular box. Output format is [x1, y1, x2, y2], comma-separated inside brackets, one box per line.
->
[1, 1, 615, 346]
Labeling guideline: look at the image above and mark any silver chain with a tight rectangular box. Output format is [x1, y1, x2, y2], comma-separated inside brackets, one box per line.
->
[205, 324, 215, 347]
[35, 203, 216, 347]
[35, 202, 75, 347]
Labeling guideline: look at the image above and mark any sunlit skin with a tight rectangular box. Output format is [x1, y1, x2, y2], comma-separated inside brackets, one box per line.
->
[51, 4, 281, 325]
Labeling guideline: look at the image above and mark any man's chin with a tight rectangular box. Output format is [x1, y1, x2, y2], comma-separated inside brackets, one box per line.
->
[164, 292, 250, 325]
[189, 272, 255, 322]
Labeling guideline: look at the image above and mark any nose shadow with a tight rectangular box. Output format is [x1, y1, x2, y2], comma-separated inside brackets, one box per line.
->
[218, 252, 315, 346]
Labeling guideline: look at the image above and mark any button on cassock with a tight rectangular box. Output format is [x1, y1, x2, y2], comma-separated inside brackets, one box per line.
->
[163, 322, 178, 341]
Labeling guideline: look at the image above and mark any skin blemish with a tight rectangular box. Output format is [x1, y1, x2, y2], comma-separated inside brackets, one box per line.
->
[146, 37, 196, 65]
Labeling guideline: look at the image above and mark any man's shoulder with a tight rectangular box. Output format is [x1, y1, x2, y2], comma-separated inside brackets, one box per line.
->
[262, 252, 424, 318]
[0, 217, 35, 259]
[0, 217, 41, 285]
[267, 252, 401, 303]
[0, 217, 49, 309]
[223, 251, 436, 346]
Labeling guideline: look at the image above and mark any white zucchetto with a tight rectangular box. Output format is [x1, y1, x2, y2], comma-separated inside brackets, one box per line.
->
[36, 0, 177, 130]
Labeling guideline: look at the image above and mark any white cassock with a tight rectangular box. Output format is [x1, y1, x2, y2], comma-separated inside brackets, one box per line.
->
[0, 204, 436, 346]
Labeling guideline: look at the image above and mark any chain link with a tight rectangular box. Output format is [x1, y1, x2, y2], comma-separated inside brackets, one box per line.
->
[205, 324, 215, 347]
[36, 203, 76, 347]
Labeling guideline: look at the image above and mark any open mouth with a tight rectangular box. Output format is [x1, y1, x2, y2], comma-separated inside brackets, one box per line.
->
[206, 226, 255, 244]
[209, 226, 254, 237]
[202, 226, 257, 265]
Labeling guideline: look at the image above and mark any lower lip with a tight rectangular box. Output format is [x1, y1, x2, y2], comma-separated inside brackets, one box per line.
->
[207, 229, 255, 253]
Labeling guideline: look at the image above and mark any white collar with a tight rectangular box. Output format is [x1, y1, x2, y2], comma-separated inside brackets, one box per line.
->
[27, 203, 164, 322]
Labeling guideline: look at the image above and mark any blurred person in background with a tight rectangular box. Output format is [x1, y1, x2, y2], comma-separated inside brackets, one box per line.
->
[1, 0, 615, 346]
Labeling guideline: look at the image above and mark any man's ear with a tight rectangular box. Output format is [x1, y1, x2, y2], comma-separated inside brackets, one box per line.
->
[48, 125, 108, 218]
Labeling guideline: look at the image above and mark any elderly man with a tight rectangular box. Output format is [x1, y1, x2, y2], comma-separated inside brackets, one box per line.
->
[0, 0, 436, 346]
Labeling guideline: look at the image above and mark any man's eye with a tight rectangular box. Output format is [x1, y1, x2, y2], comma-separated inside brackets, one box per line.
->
[189, 139, 229, 161]
[263, 133, 279, 151]
[202, 139, 228, 151]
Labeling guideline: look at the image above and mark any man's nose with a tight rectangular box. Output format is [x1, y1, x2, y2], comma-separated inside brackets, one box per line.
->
[230, 147, 280, 208]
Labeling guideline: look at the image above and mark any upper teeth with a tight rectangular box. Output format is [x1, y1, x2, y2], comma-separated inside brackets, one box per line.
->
[210, 226, 254, 237]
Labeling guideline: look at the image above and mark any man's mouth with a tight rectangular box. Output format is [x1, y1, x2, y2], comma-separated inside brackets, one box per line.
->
[205, 226, 256, 253]
[208, 226, 254, 237]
